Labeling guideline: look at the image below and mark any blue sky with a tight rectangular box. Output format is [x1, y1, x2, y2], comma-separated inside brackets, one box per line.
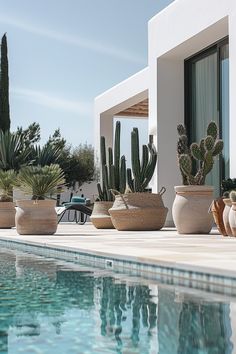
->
[0, 0, 173, 147]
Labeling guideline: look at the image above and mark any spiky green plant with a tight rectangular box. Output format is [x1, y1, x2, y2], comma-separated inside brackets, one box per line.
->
[0, 169, 18, 201]
[177, 121, 223, 185]
[31, 144, 62, 166]
[97, 121, 126, 201]
[127, 130, 157, 192]
[0, 130, 31, 171]
[18, 164, 65, 200]
[230, 190, 236, 203]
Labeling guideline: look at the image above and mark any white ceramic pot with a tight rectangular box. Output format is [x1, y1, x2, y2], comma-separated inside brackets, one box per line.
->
[229, 202, 236, 237]
[223, 199, 233, 236]
[90, 201, 114, 229]
[172, 185, 214, 234]
[16, 200, 57, 235]
[0, 202, 15, 228]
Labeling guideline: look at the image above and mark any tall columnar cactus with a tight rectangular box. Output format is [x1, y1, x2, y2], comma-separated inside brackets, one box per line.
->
[177, 121, 224, 185]
[127, 129, 157, 192]
[97, 121, 126, 201]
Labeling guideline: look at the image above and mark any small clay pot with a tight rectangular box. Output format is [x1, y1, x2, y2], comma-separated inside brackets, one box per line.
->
[223, 199, 233, 236]
[229, 202, 236, 237]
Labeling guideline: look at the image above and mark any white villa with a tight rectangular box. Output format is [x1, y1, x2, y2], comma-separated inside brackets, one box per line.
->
[94, 0, 235, 225]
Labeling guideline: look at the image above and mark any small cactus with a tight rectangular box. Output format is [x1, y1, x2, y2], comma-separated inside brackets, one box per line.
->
[177, 121, 224, 185]
[230, 190, 236, 203]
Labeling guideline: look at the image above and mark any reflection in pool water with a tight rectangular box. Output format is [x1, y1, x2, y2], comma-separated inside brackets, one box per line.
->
[0, 249, 234, 354]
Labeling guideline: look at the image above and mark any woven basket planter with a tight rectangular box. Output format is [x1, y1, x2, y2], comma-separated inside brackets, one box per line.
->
[0, 202, 16, 228]
[109, 189, 168, 231]
[16, 199, 57, 235]
[90, 201, 114, 229]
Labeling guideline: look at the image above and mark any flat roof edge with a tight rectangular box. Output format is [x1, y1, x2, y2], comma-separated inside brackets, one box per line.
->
[95, 67, 149, 102]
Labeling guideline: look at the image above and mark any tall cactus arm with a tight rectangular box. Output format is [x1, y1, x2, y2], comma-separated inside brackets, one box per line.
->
[109, 164, 116, 190]
[142, 147, 157, 190]
[140, 145, 148, 181]
[127, 168, 134, 192]
[100, 136, 106, 166]
[97, 182, 104, 201]
[131, 129, 141, 191]
[108, 147, 113, 166]
[114, 121, 121, 189]
[119, 156, 126, 194]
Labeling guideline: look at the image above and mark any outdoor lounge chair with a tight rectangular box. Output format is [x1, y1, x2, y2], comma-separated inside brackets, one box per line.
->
[56, 196, 93, 225]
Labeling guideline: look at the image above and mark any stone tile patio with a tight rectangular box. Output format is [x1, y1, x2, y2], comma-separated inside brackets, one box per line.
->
[0, 223, 236, 277]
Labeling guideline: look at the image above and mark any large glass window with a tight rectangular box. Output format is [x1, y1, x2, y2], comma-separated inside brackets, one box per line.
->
[185, 38, 229, 195]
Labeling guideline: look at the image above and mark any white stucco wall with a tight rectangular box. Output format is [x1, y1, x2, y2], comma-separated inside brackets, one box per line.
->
[94, 68, 149, 161]
[148, 0, 235, 225]
[94, 0, 236, 225]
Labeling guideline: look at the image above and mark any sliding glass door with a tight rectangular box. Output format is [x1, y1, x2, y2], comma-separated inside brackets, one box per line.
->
[185, 38, 229, 195]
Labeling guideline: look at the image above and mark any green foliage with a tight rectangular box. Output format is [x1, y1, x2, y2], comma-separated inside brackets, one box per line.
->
[0, 34, 10, 132]
[177, 121, 224, 185]
[16, 122, 41, 148]
[222, 178, 236, 197]
[45, 128, 67, 150]
[0, 130, 31, 171]
[0, 169, 18, 201]
[97, 121, 126, 201]
[127, 131, 157, 192]
[67, 143, 95, 188]
[18, 164, 65, 200]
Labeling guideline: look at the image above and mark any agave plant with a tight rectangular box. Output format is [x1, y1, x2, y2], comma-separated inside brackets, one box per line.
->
[18, 164, 65, 200]
[0, 169, 18, 201]
[31, 144, 62, 166]
[0, 130, 31, 170]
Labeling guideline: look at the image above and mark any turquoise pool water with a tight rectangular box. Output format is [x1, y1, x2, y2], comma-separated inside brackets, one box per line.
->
[0, 248, 234, 354]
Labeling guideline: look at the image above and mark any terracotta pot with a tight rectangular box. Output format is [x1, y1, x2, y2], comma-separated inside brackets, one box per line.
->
[109, 192, 168, 231]
[15, 200, 57, 235]
[172, 185, 214, 234]
[0, 202, 15, 228]
[223, 199, 233, 236]
[229, 202, 236, 237]
[90, 201, 114, 229]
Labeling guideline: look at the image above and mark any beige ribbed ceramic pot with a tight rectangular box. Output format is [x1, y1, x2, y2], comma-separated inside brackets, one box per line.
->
[16, 200, 57, 235]
[0, 202, 16, 228]
[223, 199, 233, 236]
[229, 202, 236, 237]
[172, 185, 214, 234]
[90, 201, 114, 229]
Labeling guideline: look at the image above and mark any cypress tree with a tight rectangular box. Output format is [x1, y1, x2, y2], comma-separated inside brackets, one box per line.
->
[0, 33, 10, 132]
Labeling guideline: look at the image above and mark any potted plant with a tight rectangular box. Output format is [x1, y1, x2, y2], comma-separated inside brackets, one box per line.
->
[221, 178, 236, 236]
[109, 128, 168, 231]
[0, 169, 18, 228]
[91, 121, 126, 229]
[15, 164, 65, 235]
[229, 191, 236, 237]
[172, 122, 224, 234]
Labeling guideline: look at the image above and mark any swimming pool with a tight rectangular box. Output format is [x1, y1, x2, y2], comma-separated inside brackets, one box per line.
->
[0, 248, 234, 354]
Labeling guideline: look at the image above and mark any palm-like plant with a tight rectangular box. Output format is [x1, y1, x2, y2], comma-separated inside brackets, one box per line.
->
[0, 169, 18, 201]
[18, 164, 65, 200]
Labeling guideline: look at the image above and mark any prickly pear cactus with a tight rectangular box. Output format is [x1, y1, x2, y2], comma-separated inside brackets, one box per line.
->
[177, 121, 223, 185]
[230, 190, 236, 203]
